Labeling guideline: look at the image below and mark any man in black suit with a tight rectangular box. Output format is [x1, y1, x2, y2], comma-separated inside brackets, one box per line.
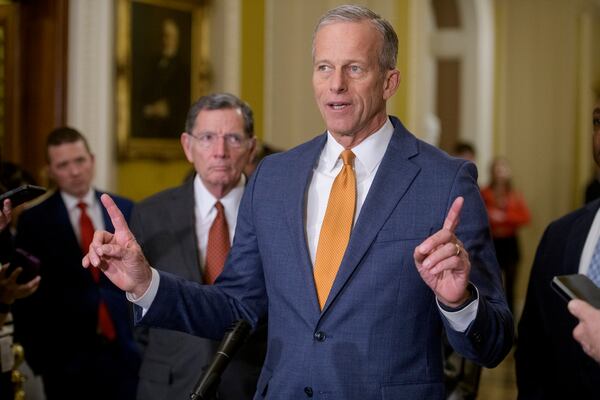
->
[516, 97, 600, 398]
[13, 127, 140, 400]
[131, 93, 265, 399]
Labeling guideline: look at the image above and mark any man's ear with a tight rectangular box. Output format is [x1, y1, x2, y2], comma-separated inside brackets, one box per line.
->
[180, 132, 194, 163]
[247, 138, 258, 163]
[383, 69, 401, 100]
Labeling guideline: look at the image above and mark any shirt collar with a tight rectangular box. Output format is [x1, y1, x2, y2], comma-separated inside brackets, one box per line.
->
[61, 188, 96, 211]
[322, 117, 394, 176]
[193, 174, 246, 219]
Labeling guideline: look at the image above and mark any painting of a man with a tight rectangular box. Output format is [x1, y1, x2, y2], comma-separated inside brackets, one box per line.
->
[131, 2, 192, 139]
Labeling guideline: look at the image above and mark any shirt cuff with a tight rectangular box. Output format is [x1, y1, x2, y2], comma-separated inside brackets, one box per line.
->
[436, 284, 479, 332]
[125, 268, 160, 316]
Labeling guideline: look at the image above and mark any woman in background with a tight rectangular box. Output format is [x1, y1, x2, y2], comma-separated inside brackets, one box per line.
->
[481, 157, 530, 313]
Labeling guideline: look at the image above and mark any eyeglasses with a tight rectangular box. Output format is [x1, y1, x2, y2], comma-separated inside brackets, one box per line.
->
[188, 132, 249, 149]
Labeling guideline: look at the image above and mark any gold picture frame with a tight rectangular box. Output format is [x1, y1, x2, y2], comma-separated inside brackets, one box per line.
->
[116, 0, 211, 159]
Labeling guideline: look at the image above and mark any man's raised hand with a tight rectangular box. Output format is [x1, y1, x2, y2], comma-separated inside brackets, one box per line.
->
[414, 197, 471, 307]
[82, 194, 152, 298]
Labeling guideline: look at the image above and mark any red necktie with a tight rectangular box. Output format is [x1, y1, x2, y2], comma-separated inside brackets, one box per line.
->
[204, 201, 230, 284]
[78, 201, 116, 341]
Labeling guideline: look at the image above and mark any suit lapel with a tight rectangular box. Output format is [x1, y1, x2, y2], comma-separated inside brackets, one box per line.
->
[284, 135, 327, 313]
[53, 191, 81, 253]
[168, 180, 202, 281]
[179, 182, 202, 281]
[322, 119, 420, 312]
[562, 200, 600, 275]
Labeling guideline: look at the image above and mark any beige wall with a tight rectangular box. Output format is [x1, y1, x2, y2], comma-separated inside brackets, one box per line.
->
[493, 0, 600, 310]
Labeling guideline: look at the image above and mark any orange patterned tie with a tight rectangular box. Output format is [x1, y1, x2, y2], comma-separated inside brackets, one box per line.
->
[78, 202, 116, 341]
[204, 201, 230, 284]
[313, 150, 356, 309]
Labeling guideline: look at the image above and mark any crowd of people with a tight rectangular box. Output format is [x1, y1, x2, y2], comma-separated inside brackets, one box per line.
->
[1, 4, 599, 400]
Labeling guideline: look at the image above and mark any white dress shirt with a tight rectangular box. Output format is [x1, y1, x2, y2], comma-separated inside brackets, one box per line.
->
[306, 118, 393, 264]
[193, 174, 245, 271]
[61, 189, 105, 241]
[578, 206, 600, 274]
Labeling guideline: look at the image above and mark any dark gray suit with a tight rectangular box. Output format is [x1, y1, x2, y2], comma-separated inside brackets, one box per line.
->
[130, 179, 266, 400]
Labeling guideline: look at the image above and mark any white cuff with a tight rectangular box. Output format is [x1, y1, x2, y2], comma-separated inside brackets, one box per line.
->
[125, 268, 160, 316]
[437, 286, 479, 332]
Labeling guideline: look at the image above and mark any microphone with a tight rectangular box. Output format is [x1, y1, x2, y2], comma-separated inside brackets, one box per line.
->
[190, 320, 252, 400]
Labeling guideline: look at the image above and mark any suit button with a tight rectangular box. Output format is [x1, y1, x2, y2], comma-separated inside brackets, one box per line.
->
[314, 331, 326, 342]
[304, 386, 313, 397]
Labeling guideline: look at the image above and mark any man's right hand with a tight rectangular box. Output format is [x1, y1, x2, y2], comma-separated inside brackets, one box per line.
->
[82, 194, 152, 298]
[0, 199, 12, 231]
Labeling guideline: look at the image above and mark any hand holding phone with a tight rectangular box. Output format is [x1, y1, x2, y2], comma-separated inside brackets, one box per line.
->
[5, 248, 41, 284]
[0, 185, 47, 208]
[551, 274, 600, 309]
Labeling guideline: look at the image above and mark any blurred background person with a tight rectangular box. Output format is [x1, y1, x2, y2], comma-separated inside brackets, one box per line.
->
[12, 127, 140, 400]
[453, 142, 476, 163]
[481, 157, 530, 312]
[0, 199, 40, 400]
[243, 141, 280, 177]
[584, 166, 600, 204]
[131, 93, 265, 400]
[0, 155, 45, 399]
[516, 97, 600, 399]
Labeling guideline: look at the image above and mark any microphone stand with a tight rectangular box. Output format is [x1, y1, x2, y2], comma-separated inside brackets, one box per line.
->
[189, 320, 251, 400]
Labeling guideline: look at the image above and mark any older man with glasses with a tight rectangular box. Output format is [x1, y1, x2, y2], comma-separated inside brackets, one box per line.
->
[130, 92, 265, 400]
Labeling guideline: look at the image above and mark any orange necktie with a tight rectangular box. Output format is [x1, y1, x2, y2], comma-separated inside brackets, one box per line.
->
[204, 201, 230, 284]
[313, 150, 357, 309]
[78, 202, 116, 341]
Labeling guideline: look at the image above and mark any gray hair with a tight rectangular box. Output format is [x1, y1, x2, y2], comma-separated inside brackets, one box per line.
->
[185, 93, 254, 137]
[312, 4, 398, 72]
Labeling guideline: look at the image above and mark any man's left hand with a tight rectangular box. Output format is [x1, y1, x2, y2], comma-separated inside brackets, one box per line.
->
[568, 299, 600, 363]
[414, 196, 471, 308]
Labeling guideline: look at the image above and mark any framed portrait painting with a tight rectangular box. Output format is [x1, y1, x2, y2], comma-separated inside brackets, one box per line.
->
[116, 0, 211, 159]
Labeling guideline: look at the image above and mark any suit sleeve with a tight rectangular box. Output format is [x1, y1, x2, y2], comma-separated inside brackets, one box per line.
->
[129, 205, 150, 350]
[443, 161, 514, 367]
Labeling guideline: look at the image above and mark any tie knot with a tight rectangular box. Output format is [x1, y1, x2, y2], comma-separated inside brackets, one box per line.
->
[214, 201, 224, 213]
[77, 201, 87, 211]
[340, 150, 355, 166]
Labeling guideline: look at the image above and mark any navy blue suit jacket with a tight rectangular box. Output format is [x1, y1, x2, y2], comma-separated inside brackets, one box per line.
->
[139, 117, 512, 400]
[516, 198, 600, 399]
[13, 190, 140, 396]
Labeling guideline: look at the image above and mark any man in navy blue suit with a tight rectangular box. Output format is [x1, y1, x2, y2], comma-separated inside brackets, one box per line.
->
[516, 97, 600, 398]
[84, 5, 512, 399]
[14, 127, 140, 400]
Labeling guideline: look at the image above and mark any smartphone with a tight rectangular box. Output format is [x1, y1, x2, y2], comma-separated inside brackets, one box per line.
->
[551, 274, 600, 309]
[5, 248, 41, 284]
[0, 185, 47, 208]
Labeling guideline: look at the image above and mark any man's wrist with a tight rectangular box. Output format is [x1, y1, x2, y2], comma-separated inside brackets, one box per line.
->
[438, 283, 477, 311]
